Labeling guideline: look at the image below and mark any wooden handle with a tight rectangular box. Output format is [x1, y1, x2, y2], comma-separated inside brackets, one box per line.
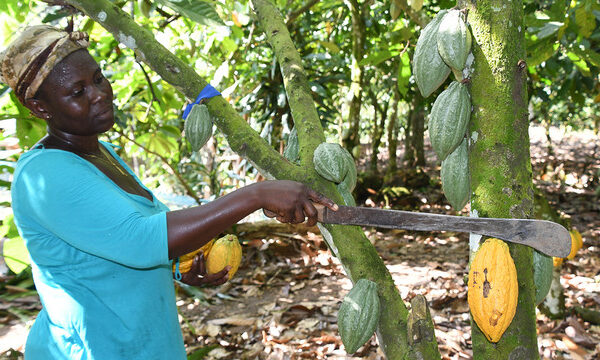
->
[313, 203, 326, 222]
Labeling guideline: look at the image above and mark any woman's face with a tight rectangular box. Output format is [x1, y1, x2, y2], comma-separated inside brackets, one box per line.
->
[33, 49, 114, 136]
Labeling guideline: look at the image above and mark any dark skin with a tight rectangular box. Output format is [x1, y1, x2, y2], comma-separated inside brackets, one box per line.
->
[26, 49, 338, 287]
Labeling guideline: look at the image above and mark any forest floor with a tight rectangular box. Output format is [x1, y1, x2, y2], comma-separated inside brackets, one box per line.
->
[0, 126, 599, 359]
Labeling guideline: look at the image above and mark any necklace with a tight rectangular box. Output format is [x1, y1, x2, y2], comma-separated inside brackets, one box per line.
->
[83, 146, 129, 177]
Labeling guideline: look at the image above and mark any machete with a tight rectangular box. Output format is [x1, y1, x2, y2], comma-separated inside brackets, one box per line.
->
[314, 205, 571, 258]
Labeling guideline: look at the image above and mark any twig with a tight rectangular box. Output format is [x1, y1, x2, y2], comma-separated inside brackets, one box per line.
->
[114, 128, 202, 205]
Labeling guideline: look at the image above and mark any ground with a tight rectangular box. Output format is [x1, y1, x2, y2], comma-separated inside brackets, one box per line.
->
[1, 126, 599, 359]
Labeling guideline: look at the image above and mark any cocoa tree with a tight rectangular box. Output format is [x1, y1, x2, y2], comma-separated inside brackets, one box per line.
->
[461, 0, 539, 357]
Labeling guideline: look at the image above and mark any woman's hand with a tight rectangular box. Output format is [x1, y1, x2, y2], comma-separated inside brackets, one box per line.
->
[177, 252, 231, 287]
[258, 180, 338, 226]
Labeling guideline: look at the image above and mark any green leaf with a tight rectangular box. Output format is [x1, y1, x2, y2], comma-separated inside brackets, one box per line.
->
[567, 51, 591, 76]
[533, 21, 564, 40]
[187, 344, 219, 360]
[137, 132, 178, 157]
[155, 0, 225, 27]
[3, 238, 30, 274]
[397, 51, 411, 96]
[358, 49, 398, 67]
[527, 38, 557, 67]
[10, 92, 46, 149]
[318, 41, 340, 54]
[570, 44, 600, 68]
[575, 6, 596, 38]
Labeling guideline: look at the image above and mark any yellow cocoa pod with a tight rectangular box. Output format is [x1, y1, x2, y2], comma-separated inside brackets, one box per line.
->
[566, 230, 583, 260]
[468, 238, 518, 343]
[172, 239, 215, 274]
[206, 234, 242, 280]
[553, 257, 563, 267]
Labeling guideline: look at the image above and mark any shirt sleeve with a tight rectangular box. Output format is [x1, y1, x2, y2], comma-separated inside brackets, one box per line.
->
[13, 151, 169, 269]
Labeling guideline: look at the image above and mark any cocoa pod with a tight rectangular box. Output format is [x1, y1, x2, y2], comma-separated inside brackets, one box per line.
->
[429, 81, 471, 161]
[437, 10, 472, 71]
[441, 138, 469, 210]
[413, 10, 451, 98]
[184, 104, 213, 152]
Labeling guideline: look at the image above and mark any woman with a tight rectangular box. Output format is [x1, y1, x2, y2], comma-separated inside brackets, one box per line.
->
[0, 25, 337, 359]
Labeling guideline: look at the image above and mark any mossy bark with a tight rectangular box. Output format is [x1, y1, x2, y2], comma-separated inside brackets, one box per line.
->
[461, 0, 539, 358]
[64, 0, 438, 358]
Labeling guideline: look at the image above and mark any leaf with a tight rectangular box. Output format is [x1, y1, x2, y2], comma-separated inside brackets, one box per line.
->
[136, 132, 178, 157]
[187, 345, 219, 360]
[3, 237, 30, 274]
[358, 49, 398, 67]
[390, 1, 401, 20]
[10, 93, 46, 149]
[318, 41, 340, 54]
[567, 51, 591, 77]
[533, 21, 564, 40]
[397, 51, 411, 96]
[155, 0, 224, 27]
[575, 6, 596, 38]
[527, 37, 557, 67]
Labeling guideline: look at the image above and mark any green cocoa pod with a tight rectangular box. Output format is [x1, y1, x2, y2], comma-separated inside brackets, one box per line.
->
[533, 250, 553, 306]
[340, 148, 357, 192]
[337, 182, 356, 206]
[429, 81, 471, 161]
[283, 127, 299, 163]
[413, 10, 451, 98]
[313, 143, 348, 183]
[437, 10, 472, 71]
[440, 138, 469, 210]
[338, 279, 380, 354]
[184, 104, 213, 152]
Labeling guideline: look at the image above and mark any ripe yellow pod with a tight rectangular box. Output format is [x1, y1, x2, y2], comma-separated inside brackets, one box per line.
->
[566, 230, 583, 260]
[173, 239, 215, 274]
[468, 238, 518, 343]
[206, 234, 242, 280]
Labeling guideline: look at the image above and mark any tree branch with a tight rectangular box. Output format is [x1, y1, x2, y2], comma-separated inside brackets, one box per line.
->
[250, 0, 327, 170]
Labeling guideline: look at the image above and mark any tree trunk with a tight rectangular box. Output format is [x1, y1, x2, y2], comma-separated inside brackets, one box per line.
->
[404, 92, 426, 167]
[369, 90, 388, 172]
[461, 0, 539, 358]
[342, 0, 366, 153]
[386, 82, 401, 175]
[62, 0, 442, 357]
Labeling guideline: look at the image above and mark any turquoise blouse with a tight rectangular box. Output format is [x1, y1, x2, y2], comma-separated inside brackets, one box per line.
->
[11, 142, 186, 360]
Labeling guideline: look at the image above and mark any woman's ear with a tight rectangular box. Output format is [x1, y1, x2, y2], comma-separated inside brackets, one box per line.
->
[25, 98, 52, 121]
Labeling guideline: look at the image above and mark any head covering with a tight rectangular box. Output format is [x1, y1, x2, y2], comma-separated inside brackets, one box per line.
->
[0, 24, 89, 103]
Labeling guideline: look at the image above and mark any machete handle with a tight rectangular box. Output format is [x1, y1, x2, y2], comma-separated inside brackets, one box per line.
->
[313, 203, 327, 223]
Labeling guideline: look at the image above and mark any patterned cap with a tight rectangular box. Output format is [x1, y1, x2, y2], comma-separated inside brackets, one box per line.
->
[0, 24, 89, 102]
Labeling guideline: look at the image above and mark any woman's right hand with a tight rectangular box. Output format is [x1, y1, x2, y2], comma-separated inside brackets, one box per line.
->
[256, 180, 337, 226]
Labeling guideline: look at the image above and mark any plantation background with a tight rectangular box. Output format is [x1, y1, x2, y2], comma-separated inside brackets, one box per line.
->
[0, 0, 599, 358]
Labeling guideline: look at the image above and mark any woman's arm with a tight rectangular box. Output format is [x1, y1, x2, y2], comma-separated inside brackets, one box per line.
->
[167, 180, 337, 259]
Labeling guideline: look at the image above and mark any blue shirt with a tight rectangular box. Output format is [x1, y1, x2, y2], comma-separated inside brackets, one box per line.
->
[11, 142, 186, 360]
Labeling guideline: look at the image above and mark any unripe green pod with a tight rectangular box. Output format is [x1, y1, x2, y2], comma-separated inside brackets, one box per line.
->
[340, 147, 357, 191]
[413, 10, 451, 98]
[429, 81, 471, 161]
[184, 104, 213, 152]
[437, 10, 472, 71]
[337, 279, 380, 354]
[441, 138, 469, 210]
[313, 143, 349, 183]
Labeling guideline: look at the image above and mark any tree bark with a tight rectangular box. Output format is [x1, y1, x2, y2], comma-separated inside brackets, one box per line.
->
[404, 92, 426, 167]
[461, 0, 539, 358]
